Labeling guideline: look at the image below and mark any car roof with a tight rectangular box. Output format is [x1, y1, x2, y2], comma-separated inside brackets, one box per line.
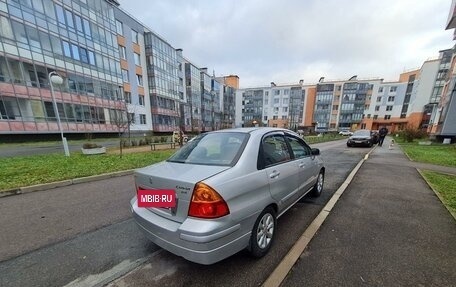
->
[209, 127, 297, 136]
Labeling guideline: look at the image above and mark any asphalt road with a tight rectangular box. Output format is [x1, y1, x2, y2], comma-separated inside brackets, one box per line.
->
[0, 139, 368, 287]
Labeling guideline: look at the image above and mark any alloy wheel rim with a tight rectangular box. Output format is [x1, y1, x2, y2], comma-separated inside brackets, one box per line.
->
[257, 213, 274, 249]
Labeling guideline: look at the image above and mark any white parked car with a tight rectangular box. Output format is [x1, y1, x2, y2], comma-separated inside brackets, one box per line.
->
[339, 130, 353, 136]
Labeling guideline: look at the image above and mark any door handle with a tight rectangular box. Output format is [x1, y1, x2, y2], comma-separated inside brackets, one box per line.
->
[269, 170, 280, 178]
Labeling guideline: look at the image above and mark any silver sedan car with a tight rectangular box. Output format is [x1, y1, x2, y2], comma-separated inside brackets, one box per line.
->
[130, 127, 325, 264]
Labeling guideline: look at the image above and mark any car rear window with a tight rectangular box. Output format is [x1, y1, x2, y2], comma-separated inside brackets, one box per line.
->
[167, 132, 248, 166]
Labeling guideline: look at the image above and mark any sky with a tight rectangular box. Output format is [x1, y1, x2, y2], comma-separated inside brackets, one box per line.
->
[118, 0, 455, 88]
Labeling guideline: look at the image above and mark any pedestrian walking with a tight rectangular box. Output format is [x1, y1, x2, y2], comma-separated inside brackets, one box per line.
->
[378, 126, 388, 147]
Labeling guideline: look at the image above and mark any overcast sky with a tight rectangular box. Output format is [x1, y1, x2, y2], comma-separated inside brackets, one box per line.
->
[118, 0, 454, 88]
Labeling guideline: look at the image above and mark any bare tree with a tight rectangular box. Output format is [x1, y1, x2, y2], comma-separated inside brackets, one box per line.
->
[111, 100, 135, 158]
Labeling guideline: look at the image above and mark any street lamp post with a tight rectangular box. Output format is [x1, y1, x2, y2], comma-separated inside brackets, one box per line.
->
[48, 71, 70, 157]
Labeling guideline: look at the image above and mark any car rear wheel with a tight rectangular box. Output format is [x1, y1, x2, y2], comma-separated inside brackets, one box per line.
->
[311, 170, 324, 197]
[249, 207, 276, 258]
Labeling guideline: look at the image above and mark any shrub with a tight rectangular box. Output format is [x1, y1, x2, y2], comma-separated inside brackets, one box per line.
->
[139, 139, 146, 146]
[131, 140, 138, 146]
[160, 136, 167, 143]
[82, 142, 101, 149]
[400, 126, 427, 142]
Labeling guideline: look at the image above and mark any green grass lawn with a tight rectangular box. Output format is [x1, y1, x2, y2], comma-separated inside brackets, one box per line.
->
[421, 170, 456, 216]
[0, 150, 174, 191]
[305, 134, 346, 144]
[399, 143, 456, 167]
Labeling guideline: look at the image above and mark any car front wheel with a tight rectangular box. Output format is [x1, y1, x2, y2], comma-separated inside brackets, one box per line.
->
[249, 207, 276, 258]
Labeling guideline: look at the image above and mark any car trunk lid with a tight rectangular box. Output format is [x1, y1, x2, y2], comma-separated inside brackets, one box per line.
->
[134, 161, 230, 223]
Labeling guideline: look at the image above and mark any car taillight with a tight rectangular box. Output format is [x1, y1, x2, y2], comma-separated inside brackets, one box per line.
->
[188, 182, 229, 219]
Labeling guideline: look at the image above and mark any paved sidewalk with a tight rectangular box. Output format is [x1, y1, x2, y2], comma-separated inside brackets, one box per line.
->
[282, 144, 456, 286]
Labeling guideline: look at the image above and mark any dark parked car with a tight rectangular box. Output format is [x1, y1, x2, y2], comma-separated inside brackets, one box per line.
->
[371, 130, 379, 144]
[347, 129, 374, 147]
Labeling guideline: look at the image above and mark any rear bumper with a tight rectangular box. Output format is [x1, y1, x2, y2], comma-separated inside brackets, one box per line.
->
[130, 198, 251, 265]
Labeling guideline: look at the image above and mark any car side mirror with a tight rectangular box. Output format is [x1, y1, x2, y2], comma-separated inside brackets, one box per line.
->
[311, 148, 320, 156]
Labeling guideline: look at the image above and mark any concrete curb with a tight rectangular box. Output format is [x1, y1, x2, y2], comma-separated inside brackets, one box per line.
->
[0, 170, 135, 198]
[417, 168, 456, 222]
[262, 147, 374, 287]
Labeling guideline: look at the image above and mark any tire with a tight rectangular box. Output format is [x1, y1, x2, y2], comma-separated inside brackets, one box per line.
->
[347, 143, 351, 147]
[310, 170, 324, 197]
[249, 207, 276, 258]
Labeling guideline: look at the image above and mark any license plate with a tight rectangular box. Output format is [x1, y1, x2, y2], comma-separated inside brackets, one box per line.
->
[137, 189, 176, 208]
[354, 140, 362, 143]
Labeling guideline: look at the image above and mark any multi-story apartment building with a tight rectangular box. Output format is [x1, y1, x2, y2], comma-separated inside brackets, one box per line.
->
[144, 32, 181, 132]
[235, 81, 313, 131]
[216, 75, 237, 129]
[114, 7, 150, 133]
[313, 78, 381, 132]
[0, 0, 238, 140]
[362, 81, 407, 132]
[428, 1, 456, 141]
[0, 0, 125, 138]
[184, 60, 202, 133]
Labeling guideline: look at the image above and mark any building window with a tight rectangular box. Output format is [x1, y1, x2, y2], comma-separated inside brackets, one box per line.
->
[88, 50, 96, 65]
[390, 86, 397, 92]
[139, 94, 145, 105]
[282, 107, 288, 112]
[373, 115, 378, 119]
[386, 105, 393, 111]
[131, 29, 138, 43]
[116, 20, 123, 35]
[62, 40, 71, 57]
[284, 89, 289, 95]
[282, 115, 287, 120]
[139, 114, 146, 124]
[378, 87, 383, 93]
[375, 106, 380, 111]
[119, 45, 126, 59]
[283, 98, 289, 104]
[388, 96, 395, 102]
[128, 112, 135, 123]
[124, 91, 131, 103]
[80, 47, 88, 63]
[367, 114, 371, 118]
[71, 44, 80, 60]
[263, 116, 267, 121]
[65, 9, 74, 28]
[274, 90, 280, 95]
[376, 96, 381, 102]
[136, 74, 143, 86]
[134, 53, 140, 65]
[122, 69, 129, 82]
[384, 115, 391, 120]
[55, 4, 66, 25]
[332, 105, 338, 110]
